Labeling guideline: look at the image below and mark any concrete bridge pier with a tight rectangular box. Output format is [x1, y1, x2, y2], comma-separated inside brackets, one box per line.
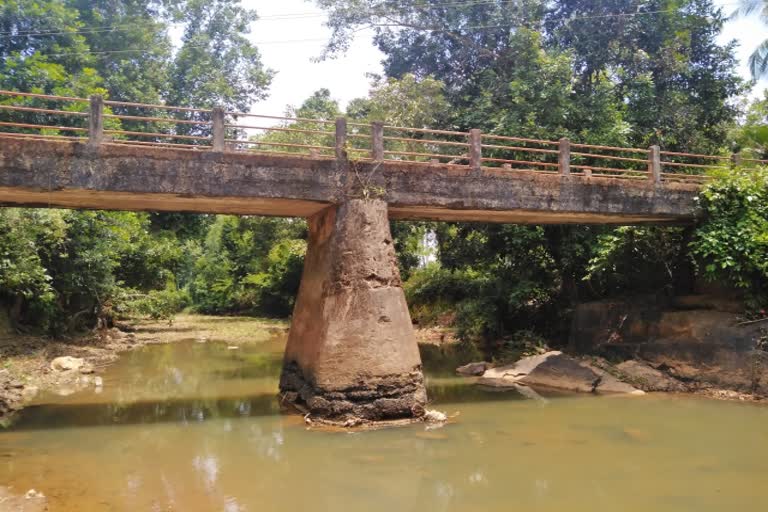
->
[279, 198, 427, 423]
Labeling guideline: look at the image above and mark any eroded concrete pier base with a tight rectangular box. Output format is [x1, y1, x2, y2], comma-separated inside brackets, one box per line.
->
[280, 199, 426, 422]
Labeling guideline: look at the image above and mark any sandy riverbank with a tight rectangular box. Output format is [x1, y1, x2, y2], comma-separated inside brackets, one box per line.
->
[0, 314, 289, 423]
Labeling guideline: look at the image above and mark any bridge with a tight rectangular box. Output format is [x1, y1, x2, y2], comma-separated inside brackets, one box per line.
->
[0, 90, 751, 424]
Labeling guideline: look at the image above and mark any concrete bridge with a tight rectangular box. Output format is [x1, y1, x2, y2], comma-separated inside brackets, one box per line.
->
[0, 91, 711, 424]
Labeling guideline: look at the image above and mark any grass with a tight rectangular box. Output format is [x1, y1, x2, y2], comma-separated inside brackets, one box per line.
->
[131, 313, 289, 345]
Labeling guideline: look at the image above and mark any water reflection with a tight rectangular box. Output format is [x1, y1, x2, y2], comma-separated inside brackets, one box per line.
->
[1, 337, 767, 512]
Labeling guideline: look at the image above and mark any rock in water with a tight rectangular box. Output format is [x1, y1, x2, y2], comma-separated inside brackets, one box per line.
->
[424, 409, 447, 423]
[482, 352, 560, 381]
[456, 362, 490, 376]
[520, 354, 603, 393]
[478, 351, 644, 395]
[50, 356, 85, 372]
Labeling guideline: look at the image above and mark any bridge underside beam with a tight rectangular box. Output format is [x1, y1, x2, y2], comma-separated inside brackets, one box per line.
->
[279, 199, 426, 423]
[0, 187, 331, 218]
[388, 205, 689, 225]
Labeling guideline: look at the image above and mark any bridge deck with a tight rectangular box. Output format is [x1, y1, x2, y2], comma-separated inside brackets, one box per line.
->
[0, 136, 699, 224]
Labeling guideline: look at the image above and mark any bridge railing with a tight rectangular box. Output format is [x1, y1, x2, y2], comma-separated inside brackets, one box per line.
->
[0, 90, 90, 142]
[1, 90, 766, 184]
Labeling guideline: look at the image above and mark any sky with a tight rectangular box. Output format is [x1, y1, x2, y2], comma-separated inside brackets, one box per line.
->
[246, 0, 768, 116]
[244, 0, 384, 116]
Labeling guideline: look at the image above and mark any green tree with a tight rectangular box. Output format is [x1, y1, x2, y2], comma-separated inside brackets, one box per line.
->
[252, 88, 340, 155]
[0, 209, 62, 330]
[167, 0, 274, 113]
[731, 92, 768, 159]
[69, 0, 173, 104]
[315, 0, 744, 152]
[189, 216, 307, 316]
[0, 0, 101, 95]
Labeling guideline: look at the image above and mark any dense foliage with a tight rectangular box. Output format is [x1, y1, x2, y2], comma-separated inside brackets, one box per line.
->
[188, 216, 306, 317]
[691, 167, 768, 309]
[0, 0, 283, 334]
[316, 0, 745, 153]
[0, 0, 271, 106]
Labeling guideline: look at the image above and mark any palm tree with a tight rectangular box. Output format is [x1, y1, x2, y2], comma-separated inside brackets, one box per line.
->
[732, 0, 768, 79]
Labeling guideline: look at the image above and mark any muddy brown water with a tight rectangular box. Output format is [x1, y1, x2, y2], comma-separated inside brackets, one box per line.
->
[1, 330, 768, 511]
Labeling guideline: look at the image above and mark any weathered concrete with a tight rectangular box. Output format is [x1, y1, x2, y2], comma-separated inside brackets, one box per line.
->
[0, 137, 699, 224]
[0, 138, 339, 217]
[279, 199, 426, 422]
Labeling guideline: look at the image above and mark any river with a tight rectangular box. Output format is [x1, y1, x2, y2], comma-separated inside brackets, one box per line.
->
[1, 326, 767, 511]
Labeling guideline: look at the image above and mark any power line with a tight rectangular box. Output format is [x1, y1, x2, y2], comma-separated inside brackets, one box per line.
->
[10, 0, 710, 38]
[1, 1, 741, 50]
[43, 38, 331, 57]
[0, 0, 516, 37]
[0, 13, 326, 37]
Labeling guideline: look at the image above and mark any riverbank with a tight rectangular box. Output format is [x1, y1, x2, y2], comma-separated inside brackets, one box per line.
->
[0, 314, 289, 422]
[2, 312, 764, 424]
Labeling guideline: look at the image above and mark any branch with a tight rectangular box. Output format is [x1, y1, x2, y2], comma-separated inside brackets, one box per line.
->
[371, 11, 501, 59]
[737, 317, 768, 326]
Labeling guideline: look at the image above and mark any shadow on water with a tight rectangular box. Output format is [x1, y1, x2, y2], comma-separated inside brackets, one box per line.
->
[6, 383, 532, 432]
[426, 379, 529, 404]
[0, 337, 542, 433]
[6, 393, 285, 431]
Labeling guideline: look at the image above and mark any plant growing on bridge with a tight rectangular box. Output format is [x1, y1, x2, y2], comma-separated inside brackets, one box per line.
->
[691, 166, 768, 309]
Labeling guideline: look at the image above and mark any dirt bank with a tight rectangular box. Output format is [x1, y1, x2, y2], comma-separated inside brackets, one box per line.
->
[0, 314, 288, 423]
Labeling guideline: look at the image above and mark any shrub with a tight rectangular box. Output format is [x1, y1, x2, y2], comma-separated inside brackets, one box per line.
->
[691, 166, 768, 311]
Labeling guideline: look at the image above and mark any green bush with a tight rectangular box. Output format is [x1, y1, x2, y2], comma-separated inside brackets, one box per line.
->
[188, 216, 307, 317]
[113, 287, 190, 322]
[691, 166, 768, 310]
[583, 226, 689, 295]
[492, 330, 549, 364]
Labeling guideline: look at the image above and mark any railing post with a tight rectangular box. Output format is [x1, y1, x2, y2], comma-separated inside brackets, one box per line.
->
[371, 121, 384, 161]
[88, 94, 104, 147]
[558, 137, 570, 175]
[469, 129, 482, 172]
[731, 152, 742, 167]
[335, 117, 347, 161]
[212, 107, 225, 152]
[649, 145, 661, 184]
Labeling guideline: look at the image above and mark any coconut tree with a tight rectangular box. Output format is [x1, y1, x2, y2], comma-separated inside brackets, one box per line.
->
[732, 0, 768, 78]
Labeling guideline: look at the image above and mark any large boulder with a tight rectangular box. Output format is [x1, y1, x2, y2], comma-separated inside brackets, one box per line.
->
[478, 351, 644, 395]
